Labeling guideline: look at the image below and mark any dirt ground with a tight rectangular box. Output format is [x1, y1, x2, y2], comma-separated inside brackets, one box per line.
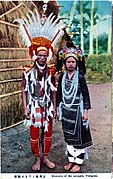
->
[1, 83, 112, 173]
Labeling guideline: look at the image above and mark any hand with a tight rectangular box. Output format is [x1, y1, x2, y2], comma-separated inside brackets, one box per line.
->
[83, 109, 88, 121]
[24, 107, 30, 119]
[53, 108, 57, 118]
[56, 107, 60, 121]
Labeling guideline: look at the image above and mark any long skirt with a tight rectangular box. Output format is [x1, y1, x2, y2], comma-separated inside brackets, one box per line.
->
[62, 104, 93, 164]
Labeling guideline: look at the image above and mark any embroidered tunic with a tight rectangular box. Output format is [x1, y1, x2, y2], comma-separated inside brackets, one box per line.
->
[22, 64, 56, 131]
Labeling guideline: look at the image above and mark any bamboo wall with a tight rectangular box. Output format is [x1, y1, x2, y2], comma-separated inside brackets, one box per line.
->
[0, 48, 33, 129]
[0, 1, 35, 129]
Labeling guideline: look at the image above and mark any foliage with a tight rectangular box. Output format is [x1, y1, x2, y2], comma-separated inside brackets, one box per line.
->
[85, 54, 112, 83]
[70, 1, 99, 51]
[93, 33, 108, 54]
[59, 1, 111, 54]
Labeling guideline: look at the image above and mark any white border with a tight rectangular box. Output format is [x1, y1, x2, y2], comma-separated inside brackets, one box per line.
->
[0, 173, 112, 179]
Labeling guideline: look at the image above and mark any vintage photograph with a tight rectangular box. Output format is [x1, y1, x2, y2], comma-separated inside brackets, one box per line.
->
[0, 0, 112, 178]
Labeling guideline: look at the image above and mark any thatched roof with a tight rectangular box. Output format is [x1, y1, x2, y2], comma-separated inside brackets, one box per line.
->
[0, 1, 62, 48]
[0, 1, 16, 15]
[0, 1, 37, 47]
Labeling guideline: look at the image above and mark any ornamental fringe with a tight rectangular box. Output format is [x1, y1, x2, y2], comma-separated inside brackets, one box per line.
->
[23, 68, 56, 131]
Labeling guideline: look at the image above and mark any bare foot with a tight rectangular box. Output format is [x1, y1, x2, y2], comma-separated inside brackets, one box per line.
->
[32, 157, 41, 171]
[64, 162, 74, 170]
[70, 164, 81, 172]
[43, 156, 55, 169]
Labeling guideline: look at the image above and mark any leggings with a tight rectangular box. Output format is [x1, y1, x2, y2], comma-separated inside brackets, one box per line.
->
[30, 118, 53, 157]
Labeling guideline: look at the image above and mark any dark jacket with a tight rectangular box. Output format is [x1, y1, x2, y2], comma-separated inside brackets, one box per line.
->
[56, 73, 91, 110]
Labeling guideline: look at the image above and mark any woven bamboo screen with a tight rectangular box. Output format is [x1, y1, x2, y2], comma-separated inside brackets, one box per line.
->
[0, 1, 35, 129]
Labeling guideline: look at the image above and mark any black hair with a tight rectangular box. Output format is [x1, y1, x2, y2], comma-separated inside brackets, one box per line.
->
[56, 50, 86, 75]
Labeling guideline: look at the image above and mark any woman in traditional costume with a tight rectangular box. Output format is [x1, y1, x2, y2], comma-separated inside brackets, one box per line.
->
[56, 46, 93, 172]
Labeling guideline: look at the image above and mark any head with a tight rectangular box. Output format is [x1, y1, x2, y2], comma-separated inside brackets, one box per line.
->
[57, 46, 82, 72]
[64, 56, 78, 72]
[35, 50, 48, 67]
[29, 37, 54, 65]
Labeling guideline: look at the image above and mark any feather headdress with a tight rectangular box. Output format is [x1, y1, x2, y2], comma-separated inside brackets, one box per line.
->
[14, 9, 65, 60]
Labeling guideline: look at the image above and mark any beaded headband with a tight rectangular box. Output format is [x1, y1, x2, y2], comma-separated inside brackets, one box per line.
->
[58, 46, 84, 61]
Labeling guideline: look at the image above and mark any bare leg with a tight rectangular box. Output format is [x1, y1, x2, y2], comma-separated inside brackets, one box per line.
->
[43, 156, 55, 169]
[32, 157, 41, 171]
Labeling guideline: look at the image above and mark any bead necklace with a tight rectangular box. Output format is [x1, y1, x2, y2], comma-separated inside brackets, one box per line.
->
[36, 62, 46, 70]
[62, 70, 78, 108]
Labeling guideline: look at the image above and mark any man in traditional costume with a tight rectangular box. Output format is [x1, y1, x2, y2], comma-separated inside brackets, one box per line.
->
[56, 46, 93, 172]
[15, 7, 64, 171]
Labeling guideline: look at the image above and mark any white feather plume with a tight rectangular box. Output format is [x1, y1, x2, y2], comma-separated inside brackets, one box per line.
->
[14, 8, 65, 47]
[52, 30, 64, 47]
[14, 19, 31, 47]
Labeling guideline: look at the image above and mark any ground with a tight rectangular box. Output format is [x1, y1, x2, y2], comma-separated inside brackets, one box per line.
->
[1, 83, 112, 173]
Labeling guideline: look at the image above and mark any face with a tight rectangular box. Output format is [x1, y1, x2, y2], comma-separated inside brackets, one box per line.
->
[65, 57, 77, 71]
[35, 50, 48, 66]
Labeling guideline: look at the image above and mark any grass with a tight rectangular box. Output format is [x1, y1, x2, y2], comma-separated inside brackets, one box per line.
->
[86, 68, 112, 84]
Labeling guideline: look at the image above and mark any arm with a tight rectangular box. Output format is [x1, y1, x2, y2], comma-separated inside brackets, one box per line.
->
[79, 74, 91, 120]
[56, 74, 63, 107]
[51, 75, 57, 117]
[56, 74, 63, 120]
[22, 74, 29, 118]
